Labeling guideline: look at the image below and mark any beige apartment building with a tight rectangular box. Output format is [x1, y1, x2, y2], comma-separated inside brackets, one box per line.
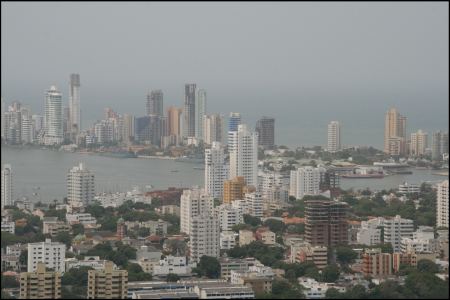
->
[19, 262, 61, 299]
[87, 261, 128, 299]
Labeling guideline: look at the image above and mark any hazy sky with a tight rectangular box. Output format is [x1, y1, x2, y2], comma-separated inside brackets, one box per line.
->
[2, 2, 448, 148]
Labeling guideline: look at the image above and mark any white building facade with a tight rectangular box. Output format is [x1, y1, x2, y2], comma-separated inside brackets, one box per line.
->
[289, 167, 321, 200]
[436, 180, 449, 228]
[1, 164, 13, 209]
[205, 142, 229, 199]
[180, 187, 214, 235]
[44, 86, 63, 145]
[67, 162, 95, 208]
[327, 121, 341, 153]
[229, 124, 258, 188]
[27, 239, 66, 273]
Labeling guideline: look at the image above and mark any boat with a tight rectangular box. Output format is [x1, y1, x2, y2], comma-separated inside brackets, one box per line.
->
[193, 167, 205, 170]
[170, 170, 179, 173]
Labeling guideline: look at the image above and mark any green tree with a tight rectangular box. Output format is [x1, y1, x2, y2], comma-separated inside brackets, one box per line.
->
[321, 264, 340, 283]
[71, 223, 85, 236]
[336, 246, 358, 265]
[263, 219, 286, 234]
[126, 263, 153, 281]
[55, 231, 72, 248]
[137, 227, 150, 237]
[1, 274, 19, 288]
[417, 259, 439, 273]
[166, 273, 180, 282]
[244, 214, 261, 226]
[195, 256, 221, 278]
[325, 287, 342, 299]
[61, 266, 94, 286]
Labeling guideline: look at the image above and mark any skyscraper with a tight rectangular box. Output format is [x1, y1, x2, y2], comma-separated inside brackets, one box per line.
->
[1, 164, 13, 209]
[305, 200, 349, 247]
[432, 131, 449, 161]
[205, 142, 229, 199]
[327, 121, 341, 153]
[384, 108, 406, 156]
[204, 114, 224, 145]
[67, 162, 95, 208]
[229, 124, 258, 188]
[1, 98, 4, 140]
[255, 117, 275, 149]
[167, 106, 182, 137]
[195, 88, 206, 140]
[228, 112, 241, 148]
[44, 86, 63, 145]
[134, 115, 163, 146]
[146, 89, 164, 117]
[410, 129, 428, 156]
[122, 114, 135, 143]
[20, 107, 33, 144]
[184, 83, 196, 138]
[436, 180, 449, 228]
[69, 74, 81, 138]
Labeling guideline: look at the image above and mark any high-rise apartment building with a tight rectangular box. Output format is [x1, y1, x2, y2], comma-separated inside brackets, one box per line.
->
[305, 200, 349, 247]
[184, 84, 196, 138]
[327, 121, 341, 153]
[195, 88, 206, 140]
[255, 117, 275, 149]
[167, 106, 182, 137]
[410, 129, 428, 156]
[134, 115, 163, 146]
[27, 239, 66, 273]
[1, 164, 13, 209]
[244, 192, 263, 218]
[1, 98, 4, 139]
[189, 214, 220, 263]
[204, 114, 224, 145]
[87, 261, 128, 299]
[289, 167, 321, 200]
[146, 90, 164, 117]
[67, 162, 95, 208]
[68, 74, 81, 140]
[384, 108, 406, 156]
[20, 262, 61, 299]
[437, 180, 449, 228]
[122, 114, 135, 143]
[44, 86, 63, 145]
[205, 142, 229, 199]
[383, 215, 414, 252]
[229, 124, 258, 187]
[227, 112, 242, 148]
[216, 204, 244, 231]
[223, 176, 246, 204]
[180, 187, 214, 235]
[432, 131, 449, 161]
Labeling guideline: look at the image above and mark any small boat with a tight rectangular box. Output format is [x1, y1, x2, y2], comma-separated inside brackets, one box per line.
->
[193, 167, 205, 170]
[170, 170, 179, 173]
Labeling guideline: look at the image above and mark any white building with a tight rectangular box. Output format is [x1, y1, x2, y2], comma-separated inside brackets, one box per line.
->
[204, 114, 224, 145]
[21, 108, 33, 144]
[1, 164, 13, 209]
[195, 88, 206, 141]
[27, 238, 66, 273]
[217, 204, 243, 231]
[205, 142, 229, 199]
[244, 192, 263, 218]
[437, 180, 449, 228]
[398, 182, 420, 194]
[44, 86, 63, 145]
[327, 121, 341, 153]
[180, 187, 214, 235]
[410, 129, 428, 156]
[189, 214, 220, 263]
[153, 256, 192, 276]
[298, 277, 346, 299]
[1, 221, 15, 234]
[289, 167, 321, 200]
[220, 231, 238, 250]
[357, 220, 382, 246]
[383, 215, 414, 252]
[66, 213, 97, 226]
[65, 256, 113, 271]
[229, 124, 258, 188]
[67, 162, 95, 208]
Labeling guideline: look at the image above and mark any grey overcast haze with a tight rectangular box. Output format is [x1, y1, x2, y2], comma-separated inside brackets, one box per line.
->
[1, 2, 448, 148]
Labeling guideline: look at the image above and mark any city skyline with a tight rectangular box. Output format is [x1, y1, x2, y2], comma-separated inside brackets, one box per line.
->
[2, 2, 448, 148]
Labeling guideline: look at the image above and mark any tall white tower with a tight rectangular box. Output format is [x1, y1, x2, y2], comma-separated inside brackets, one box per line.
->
[195, 89, 206, 140]
[1, 164, 13, 209]
[205, 142, 229, 199]
[189, 214, 220, 263]
[327, 121, 341, 153]
[44, 86, 63, 145]
[180, 187, 214, 235]
[69, 74, 81, 137]
[289, 166, 321, 199]
[67, 162, 95, 208]
[229, 124, 258, 187]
